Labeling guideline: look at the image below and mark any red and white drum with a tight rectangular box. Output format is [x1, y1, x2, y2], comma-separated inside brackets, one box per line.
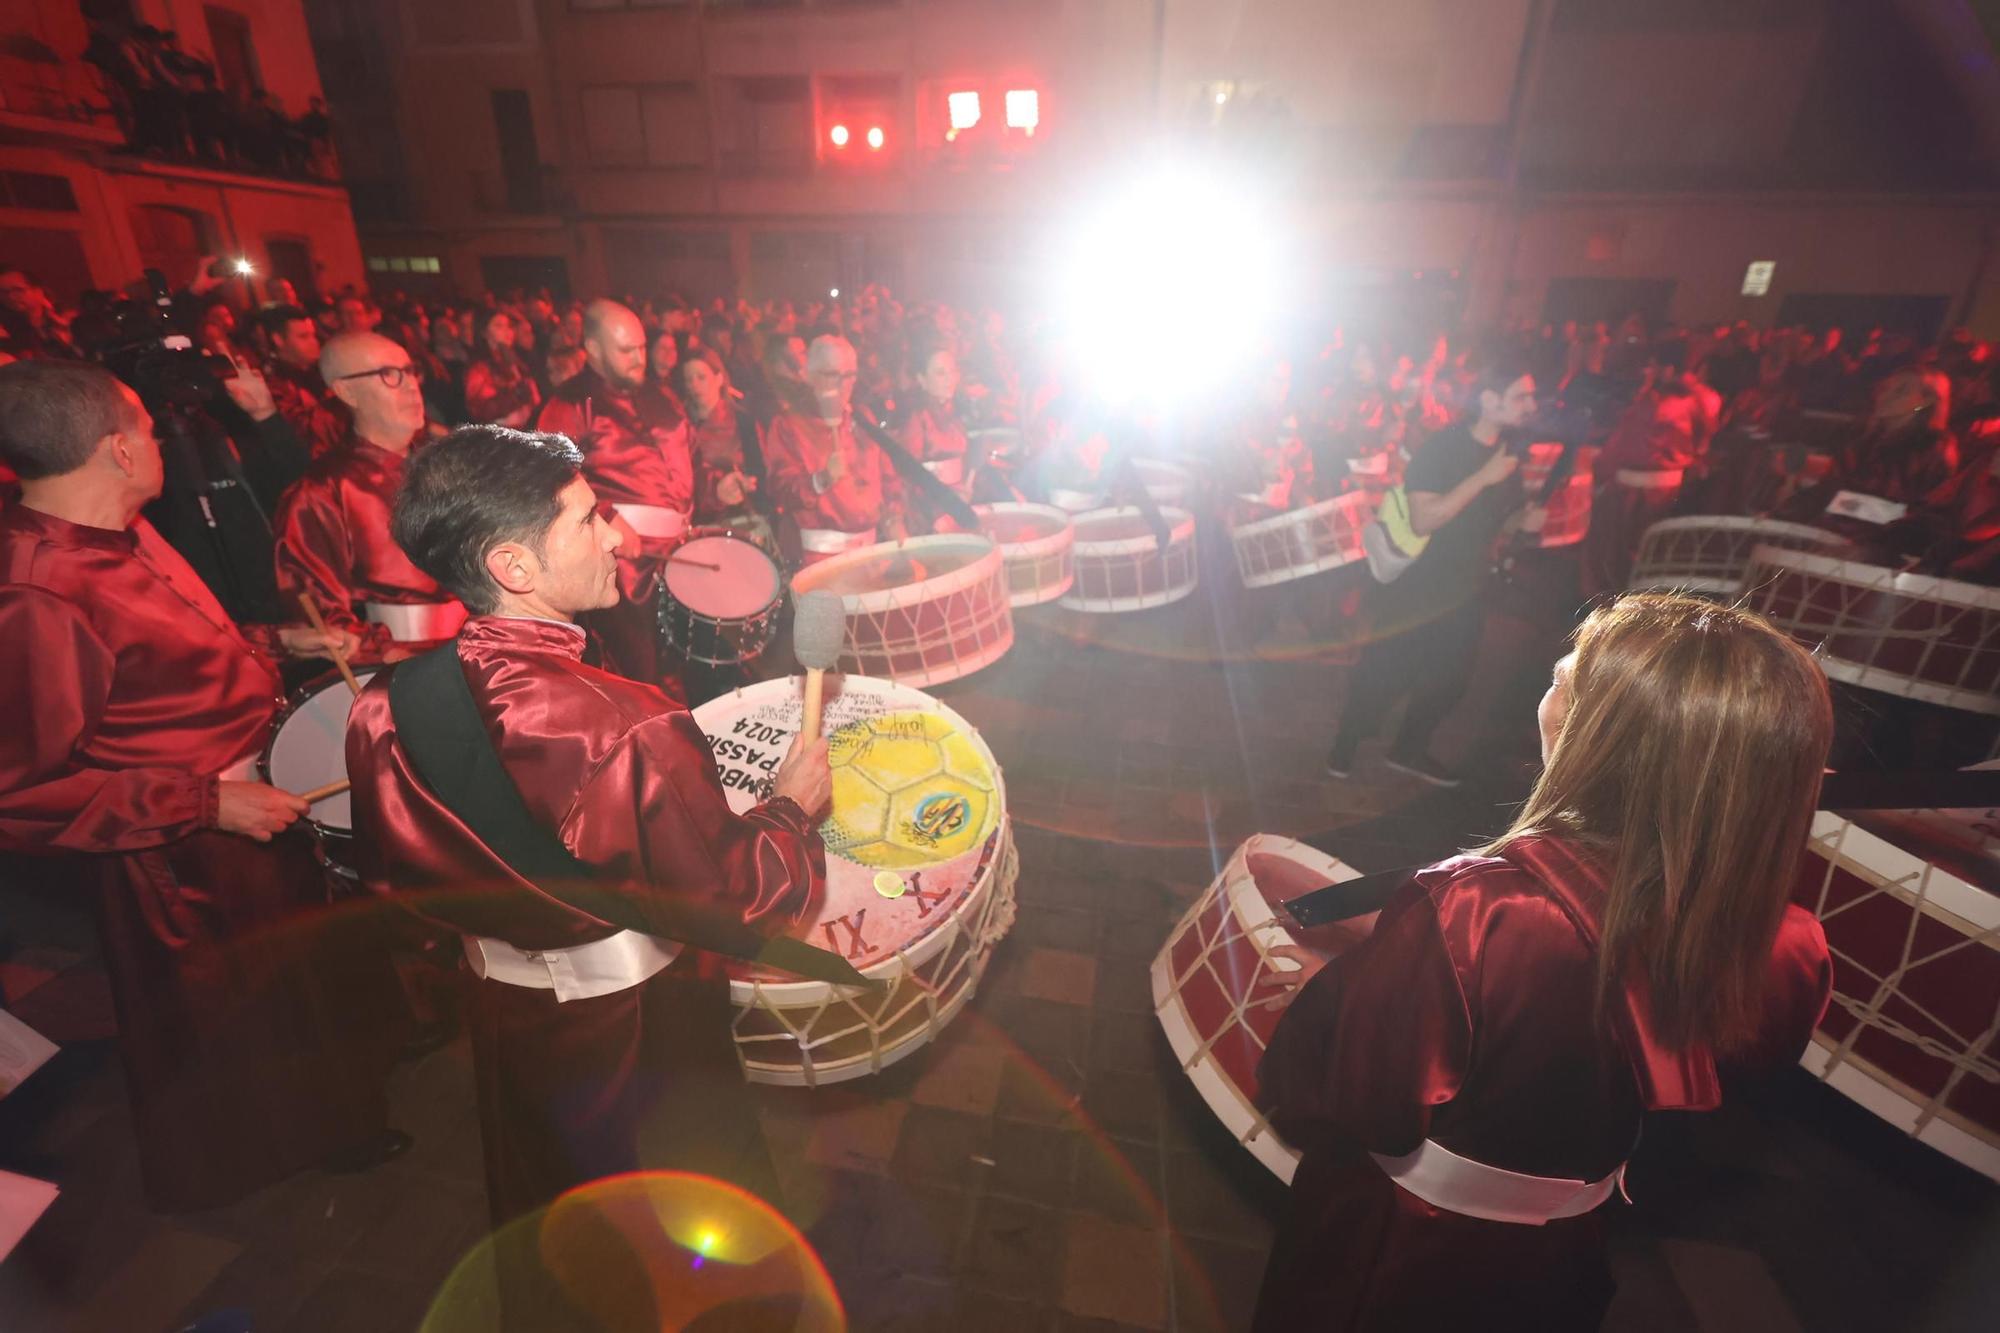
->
[659, 527, 784, 666]
[1227, 492, 1374, 589]
[1152, 835, 1374, 1182]
[1133, 457, 1194, 508]
[693, 676, 1017, 1086]
[1742, 547, 2000, 716]
[1794, 809, 2000, 1181]
[1061, 506, 1200, 613]
[260, 668, 378, 880]
[974, 502, 1076, 607]
[790, 534, 1014, 687]
[1629, 516, 1852, 595]
[1521, 442, 1594, 549]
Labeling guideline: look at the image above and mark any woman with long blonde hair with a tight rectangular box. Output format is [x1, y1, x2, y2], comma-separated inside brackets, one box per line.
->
[1254, 594, 1835, 1331]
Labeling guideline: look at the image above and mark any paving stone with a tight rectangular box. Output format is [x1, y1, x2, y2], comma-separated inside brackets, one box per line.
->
[1060, 1214, 1167, 1329]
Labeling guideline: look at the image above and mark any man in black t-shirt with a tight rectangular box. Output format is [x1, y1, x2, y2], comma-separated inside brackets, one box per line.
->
[1327, 362, 1540, 786]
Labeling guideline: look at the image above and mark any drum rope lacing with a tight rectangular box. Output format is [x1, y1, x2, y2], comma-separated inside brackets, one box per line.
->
[1806, 821, 2000, 1136]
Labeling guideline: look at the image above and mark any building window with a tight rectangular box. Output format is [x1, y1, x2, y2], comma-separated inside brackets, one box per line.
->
[367, 256, 442, 274]
[0, 172, 80, 212]
[718, 78, 811, 177]
[581, 84, 707, 168]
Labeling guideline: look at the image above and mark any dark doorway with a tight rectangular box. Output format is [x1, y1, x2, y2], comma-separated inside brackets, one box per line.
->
[1773, 292, 1952, 340]
[479, 254, 570, 300]
[1542, 276, 1677, 330]
[263, 236, 315, 303]
[203, 6, 260, 98]
[490, 90, 544, 214]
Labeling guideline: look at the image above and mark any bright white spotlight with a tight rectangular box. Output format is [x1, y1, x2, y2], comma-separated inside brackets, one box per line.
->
[866, 125, 885, 151]
[1005, 89, 1039, 133]
[947, 90, 981, 132]
[830, 287, 840, 298]
[232, 257, 255, 276]
[1051, 161, 1285, 411]
[830, 124, 850, 148]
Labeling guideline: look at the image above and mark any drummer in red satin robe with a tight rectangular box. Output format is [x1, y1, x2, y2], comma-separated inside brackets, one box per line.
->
[256, 303, 347, 460]
[462, 309, 542, 428]
[346, 423, 830, 1322]
[535, 299, 693, 689]
[893, 341, 974, 509]
[1253, 594, 1833, 1332]
[763, 334, 908, 564]
[274, 331, 464, 658]
[678, 346, 772, 546]
[0, 360, 404, 1212]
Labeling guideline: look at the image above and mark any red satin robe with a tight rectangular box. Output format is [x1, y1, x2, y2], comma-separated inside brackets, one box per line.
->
[263, 358, 348, 460]
[537, 368, 695, 686]
[344, 615, 824, 1231]
[463, 351, 542, 427]
[1253, 835, 1830, 1332]
[762, 408, 905, 549]
[0, 505, 391, 1210]
[272, 433, 456, 658]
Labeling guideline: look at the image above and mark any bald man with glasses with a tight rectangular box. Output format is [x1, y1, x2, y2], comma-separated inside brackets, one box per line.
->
[272, 332, 464, 658]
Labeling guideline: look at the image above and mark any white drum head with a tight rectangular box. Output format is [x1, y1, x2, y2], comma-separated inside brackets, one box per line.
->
[263, 671, 376, 832]
[665, 536, 780, 620]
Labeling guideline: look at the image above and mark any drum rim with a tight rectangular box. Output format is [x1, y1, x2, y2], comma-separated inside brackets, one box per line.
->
[1641, 515, 1854, 546]
[259, 665, 380, 834]
[1069, 505, 1197, 556]
[1226, 490, 1373, 542]
[663, 531, 783, 615]
[694, 675, 1011, 1000]
[1151, 834, 1364, 1183]
[974, 502, 1077, 559]
[1798, 810, 2000, 1180]
[790, 534, 1007, 612]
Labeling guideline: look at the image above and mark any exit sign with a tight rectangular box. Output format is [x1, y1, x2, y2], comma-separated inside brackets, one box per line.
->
[1742, 261, 1776, 296]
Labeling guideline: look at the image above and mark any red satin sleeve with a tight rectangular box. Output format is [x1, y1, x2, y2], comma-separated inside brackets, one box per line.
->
[0, 586, 211, 851]
[760, 413, 824, 520]
[1731, 903, 1834, 1071]
[273, 476, 361, 631]
[1255, 876, 1471, 1156]
[564, 710, 825, 933]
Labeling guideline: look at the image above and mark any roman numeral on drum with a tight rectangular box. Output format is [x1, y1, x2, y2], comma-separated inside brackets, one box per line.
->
[902, 871, 950, 918]
[821, 910, 874, 958]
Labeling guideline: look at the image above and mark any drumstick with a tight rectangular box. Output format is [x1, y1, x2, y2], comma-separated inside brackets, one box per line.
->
[669, 555, 723, 571]
[297, 592, 363, 698]
[297, 778, 350, 804]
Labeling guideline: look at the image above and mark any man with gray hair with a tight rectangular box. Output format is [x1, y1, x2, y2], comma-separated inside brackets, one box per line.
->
[0, 359, 405, 1211]
[536, 299, 693, 689]
[763, 332, 906, 563]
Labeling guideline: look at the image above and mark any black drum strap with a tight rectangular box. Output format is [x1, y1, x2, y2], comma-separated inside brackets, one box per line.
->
[386, 644, 872, 988]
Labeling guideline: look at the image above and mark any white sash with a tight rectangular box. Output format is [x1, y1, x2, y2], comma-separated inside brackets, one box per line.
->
[1372, 1138, 1627, 1225]
[365, 600, 465, 642]
[798, 526, 877, 555]
[462, 930, 682, 1003]
[1615, 468, 1684, 490]
[611, 503, 690, 541]
[921, 455, 967, 488]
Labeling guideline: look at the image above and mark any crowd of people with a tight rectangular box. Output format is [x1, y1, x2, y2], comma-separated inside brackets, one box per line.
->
[0, 260, 1989, 1328]
[81, 9, 339, 181]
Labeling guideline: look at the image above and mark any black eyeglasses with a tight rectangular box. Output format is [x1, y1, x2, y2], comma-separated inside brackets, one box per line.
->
[335, 364, 422, 388]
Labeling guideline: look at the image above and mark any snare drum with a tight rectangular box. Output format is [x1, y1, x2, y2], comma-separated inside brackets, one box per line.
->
[1521, 442, 1593, 549]
[1061, 506, 1200, 613]
[693, 676, 1017, 1085]
[1152, 835, 1373, 1182]
[1629, 516, 1852, 594]
[1742, 547, 2000, 716]
[1794, 810, 2000, 1181]
[974, 503, 1076, 607]
[260, 668, 378, 880]
[1227, 493, 1374, 589]
[790, 534, 1014, 686]
[658, 528, 784, 666]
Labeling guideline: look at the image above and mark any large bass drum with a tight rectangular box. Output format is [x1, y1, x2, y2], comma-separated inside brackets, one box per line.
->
[260, 668, 378, 882]
[694, 676, 1018, 1085]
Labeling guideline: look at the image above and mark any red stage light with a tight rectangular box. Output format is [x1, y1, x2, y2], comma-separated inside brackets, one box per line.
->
[947, 91, 981, 132]
[1005, 89, 1039, 134]
[866, 126, 885, 151]
[830, 124, 850, 148]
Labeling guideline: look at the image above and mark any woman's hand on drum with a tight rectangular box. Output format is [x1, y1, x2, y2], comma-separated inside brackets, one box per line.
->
[277, 625, 364, 662]
[717, 471, 754, 506]
[216, 781, 309, 842]
[1263, 944, 1332, 997]
[773, 736, 832, 819]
